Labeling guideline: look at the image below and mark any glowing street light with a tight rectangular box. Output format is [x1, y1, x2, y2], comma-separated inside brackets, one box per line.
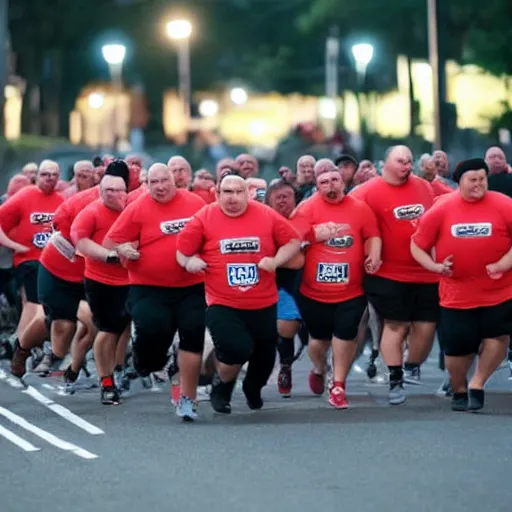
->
[88, 92, 105, 110]
[166, 19, 193, 118]
[166, 19, 192, 40]
[199, 99, 219, 117]
[351, 43, 374, 84]
[102, 44, 126, 83]
[230, 87, 248, 106]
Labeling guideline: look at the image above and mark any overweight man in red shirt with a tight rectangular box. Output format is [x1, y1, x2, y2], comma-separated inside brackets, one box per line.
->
[105, 163, 206, 420]
[411, 158, 512, 412]
[176, 171, 301, 415]
[10, 160, 131, 386]
[72, 174, 131, 405]
[0, 160, 63, 381]
[291, 159, 381, 409]
[352, 146, 438, 405]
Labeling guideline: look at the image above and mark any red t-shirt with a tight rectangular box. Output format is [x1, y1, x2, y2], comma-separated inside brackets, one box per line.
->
[105, 189, 206, 287]
[0, 185, 64, 266]
[430, 177, 454, 198]
[351, 175, 437, 283]
[412, 190, 512, 308]
[127, 185, 148, 204]
[291, 194, 380, 303]
[176, 201, 300, 310]
[70, 199, 128, 286]
[191, 187, 216, 204]
[39, 186, 100, 282]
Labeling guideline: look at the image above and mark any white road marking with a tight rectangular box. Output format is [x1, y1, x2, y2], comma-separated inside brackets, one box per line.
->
[353, 364, 365, 374]
[0, 406, 98, 459]
[22, 386, 104, 436]
[0, 423, 40, 452]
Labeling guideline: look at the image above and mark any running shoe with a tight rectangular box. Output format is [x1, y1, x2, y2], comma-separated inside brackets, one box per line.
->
[329, 385, 349, 409]
[176, 396, 198, 422]
[389, 380, 406, 405]
[277, 365, 292, 398]
[309, 370, 325, 395]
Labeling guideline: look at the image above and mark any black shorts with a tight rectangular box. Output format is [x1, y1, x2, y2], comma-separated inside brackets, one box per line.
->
[438, 300, 512, 357]
[296, 293, 367, 342]
[364, 274, 439, 323]
[38, 264, 85, 323]
[84, 278, 130, 335]
[206, 304, 277, 366]
[14, 260, 40, 304]
[127, 283, 206, 357]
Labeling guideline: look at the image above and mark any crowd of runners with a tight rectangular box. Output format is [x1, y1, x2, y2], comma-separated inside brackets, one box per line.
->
[0, 145, 511, 421]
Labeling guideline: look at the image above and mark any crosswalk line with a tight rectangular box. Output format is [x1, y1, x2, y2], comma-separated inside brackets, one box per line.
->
[0, 423, 40, 452]
[22, 386, 104, 436]
[0, 406, 98, 460]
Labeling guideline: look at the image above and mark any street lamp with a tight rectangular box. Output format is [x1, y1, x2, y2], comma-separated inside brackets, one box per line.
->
[88, 92, 105, 110]
[102, 44, 126, 86]
[198, 99, 218, 118]
[102, 43, 126, 151]
[166, 19, 192, 118]
[230, 87, 248, 106]
[351, 43, 374, 86]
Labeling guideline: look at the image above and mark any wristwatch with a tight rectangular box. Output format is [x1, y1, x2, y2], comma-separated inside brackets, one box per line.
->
[106, 251, 120, 264]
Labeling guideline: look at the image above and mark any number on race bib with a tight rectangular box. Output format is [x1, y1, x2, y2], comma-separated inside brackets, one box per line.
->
[226, 264, 259, 287]
[316, 263, 349, 284]
[32, 232, 52, 249]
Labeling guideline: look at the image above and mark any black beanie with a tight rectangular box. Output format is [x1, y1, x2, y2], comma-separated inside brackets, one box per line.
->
[105, 159, 130, 189]
[453, 158, 489, 183]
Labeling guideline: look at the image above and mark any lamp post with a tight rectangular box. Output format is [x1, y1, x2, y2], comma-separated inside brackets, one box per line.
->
[427, 0, 442, 150]
[352, 43, 374, 158]
[102, 44, 126, 150]
[352, 43, 374, 87]
[166, 19, 192, 119]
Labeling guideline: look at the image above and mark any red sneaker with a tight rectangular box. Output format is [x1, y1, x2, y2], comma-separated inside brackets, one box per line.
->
[278, 365, 292, 398]
[309, 370, 325, 395]
[329, 385, 348, 409]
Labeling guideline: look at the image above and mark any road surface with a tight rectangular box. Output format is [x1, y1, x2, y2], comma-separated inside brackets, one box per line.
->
[0, 350, 511, 512]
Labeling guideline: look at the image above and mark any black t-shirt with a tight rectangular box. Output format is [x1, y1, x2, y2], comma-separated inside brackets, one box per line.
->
[487, 172, 512, 198]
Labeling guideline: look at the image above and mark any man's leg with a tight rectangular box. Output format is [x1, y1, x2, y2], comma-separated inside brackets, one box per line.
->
[206, 306, 252, 414]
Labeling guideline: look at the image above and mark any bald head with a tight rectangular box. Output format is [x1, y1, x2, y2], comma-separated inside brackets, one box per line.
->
[432, 150, 449, 177]
[168, 156, 192, 188]
[485, 146, 507, 175]
[22, 162, 38, 184]
[100, 175, 127, 211]
[37, 160, 60, 194]
[383, 146, 413, 185]
[296, 155, 316, 185]
[314, 158, 338, 180]
[235, 153, 258, 179]
[148, 163, 176, 203]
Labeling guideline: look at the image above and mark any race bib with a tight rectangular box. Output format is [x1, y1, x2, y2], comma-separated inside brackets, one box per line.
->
[227, 263, 259, 287]
[49, 232, 76, 261]
[316, 263, 349, 284]
[32, 232, 52, 249]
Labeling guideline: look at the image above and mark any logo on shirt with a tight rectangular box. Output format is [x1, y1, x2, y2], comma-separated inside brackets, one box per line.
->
[30, 212, 54, 225]
[316, 263, 349, 284]
[326, 236, 354, 249]
[32, 232, 52, 249]
[451, 223, 492, 238]
[393, 204, 425, 221]
[160, 217, 191, 235]
[227, 264, 259, 288]
[220, 237, 260, 254]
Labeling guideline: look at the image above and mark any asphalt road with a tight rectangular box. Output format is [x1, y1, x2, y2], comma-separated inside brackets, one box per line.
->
[0, 349, 511, 512]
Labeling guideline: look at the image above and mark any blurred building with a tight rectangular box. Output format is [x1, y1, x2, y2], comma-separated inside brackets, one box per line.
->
[3, 37, 25, 140]
[70, 56, 512, 151]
